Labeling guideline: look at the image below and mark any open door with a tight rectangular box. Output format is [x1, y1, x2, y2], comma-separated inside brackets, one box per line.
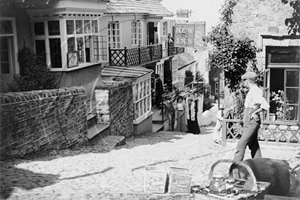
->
[263, 69, 270, 121]
[148, 22, 154, 45]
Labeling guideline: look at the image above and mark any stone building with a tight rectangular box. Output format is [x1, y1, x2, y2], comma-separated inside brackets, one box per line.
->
[222, 0, 300, 146]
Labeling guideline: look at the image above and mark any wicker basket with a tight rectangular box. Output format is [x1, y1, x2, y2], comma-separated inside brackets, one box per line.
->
[200, 159, 270, 200]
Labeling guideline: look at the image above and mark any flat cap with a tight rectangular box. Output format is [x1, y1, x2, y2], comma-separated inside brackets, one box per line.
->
[241, 71, 257, 80]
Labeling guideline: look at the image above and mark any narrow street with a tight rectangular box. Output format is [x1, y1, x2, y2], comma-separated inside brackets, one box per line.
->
[1, 126, 299, 200]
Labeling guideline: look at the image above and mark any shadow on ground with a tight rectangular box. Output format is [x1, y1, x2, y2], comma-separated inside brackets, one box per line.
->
[0, 161, 114, 199]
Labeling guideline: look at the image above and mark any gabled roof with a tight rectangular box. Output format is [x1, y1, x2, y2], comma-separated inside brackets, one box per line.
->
[178, 52, 195, 69]
[106, 0, 173, 16]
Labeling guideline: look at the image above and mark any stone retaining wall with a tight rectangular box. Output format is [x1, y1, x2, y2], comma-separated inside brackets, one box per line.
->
[0, 87, 88, 160]
[96, 80, 134, 137]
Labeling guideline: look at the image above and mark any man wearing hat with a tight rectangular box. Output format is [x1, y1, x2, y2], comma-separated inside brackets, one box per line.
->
[234, 71, 269, 161]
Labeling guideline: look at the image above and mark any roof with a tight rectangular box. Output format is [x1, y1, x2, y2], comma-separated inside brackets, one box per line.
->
[177, 52, 195, 69]
[106, 0, 173, 16]
[102, 66, 153, 79]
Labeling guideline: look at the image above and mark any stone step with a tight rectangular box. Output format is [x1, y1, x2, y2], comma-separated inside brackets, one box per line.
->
[87, 123, 109, 139]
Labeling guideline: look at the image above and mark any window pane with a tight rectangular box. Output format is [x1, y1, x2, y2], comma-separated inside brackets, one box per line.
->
[269, 47, 300, 64]
[286, 88, 299, 104]
[48, 20, 60, 35]
[135, 102, 139, 118]
[66, 20, 74, 35]
[1, 37, 10, 74]
[35, 40, 46, 61]
[84, 20, 91, 34]
[286, 105, 298, 121]
[67, 37, 75, 52]
[286, 71, 299, 87]
[49, 38, 62, 68]
[77, 37, 84, 63]
[34, 22, 44, 35]
[76, 20, 83, 34]
[0, 20, 12, 34]
[92, 20, 98, 33]
[140, 100, 143, 115]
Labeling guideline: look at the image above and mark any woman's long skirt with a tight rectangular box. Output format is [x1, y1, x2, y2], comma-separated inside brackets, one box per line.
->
[175, 110, 188, 132]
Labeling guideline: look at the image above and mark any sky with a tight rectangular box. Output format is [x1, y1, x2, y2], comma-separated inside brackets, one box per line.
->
[161, 0, 225, 33]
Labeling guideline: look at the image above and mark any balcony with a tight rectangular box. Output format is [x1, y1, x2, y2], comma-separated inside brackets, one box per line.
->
[109, 42, 184, 66]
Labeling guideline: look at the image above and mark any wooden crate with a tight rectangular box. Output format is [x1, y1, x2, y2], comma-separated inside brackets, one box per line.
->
[168, 167, 192, 194]
[144, 166, 168, 194]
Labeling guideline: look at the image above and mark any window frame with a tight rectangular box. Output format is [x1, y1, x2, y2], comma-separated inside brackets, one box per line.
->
[108, 21, 121, 49]
[131, 21, 142, 46]
[0, 17, 18, 75]
[32, 18, 107, 71]
[133, 75, 152, 124]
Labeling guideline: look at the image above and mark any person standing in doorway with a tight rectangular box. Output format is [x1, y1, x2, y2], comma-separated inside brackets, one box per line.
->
[174, 96, 188, 132]
[155, 74, 163, 109]
[234, 71, 269, 162]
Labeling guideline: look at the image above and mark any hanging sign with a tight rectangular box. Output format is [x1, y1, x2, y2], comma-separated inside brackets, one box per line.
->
[174, 23, 195, 47]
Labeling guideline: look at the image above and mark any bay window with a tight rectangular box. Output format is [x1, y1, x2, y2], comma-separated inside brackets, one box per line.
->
[33, 18, 107, 70]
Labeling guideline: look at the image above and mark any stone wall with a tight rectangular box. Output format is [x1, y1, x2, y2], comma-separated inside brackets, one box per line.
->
[0, 87, 88, 160]
[230, 0, 294, 70]
[96, 80, 134, 137]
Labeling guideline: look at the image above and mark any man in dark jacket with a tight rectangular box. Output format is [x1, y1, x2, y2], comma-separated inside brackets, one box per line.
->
[155, 74, 163, 109]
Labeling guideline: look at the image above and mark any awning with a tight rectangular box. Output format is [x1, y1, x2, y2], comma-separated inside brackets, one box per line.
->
[102, 66, 153, 79]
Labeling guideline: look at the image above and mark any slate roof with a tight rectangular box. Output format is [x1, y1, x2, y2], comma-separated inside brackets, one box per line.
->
[106, 0, 173, 16]
[102, 66, 153, 79]
[177, 52, 195, 69]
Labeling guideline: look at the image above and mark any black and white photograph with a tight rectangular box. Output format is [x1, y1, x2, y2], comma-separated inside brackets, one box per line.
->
[0, 0, 300, 199]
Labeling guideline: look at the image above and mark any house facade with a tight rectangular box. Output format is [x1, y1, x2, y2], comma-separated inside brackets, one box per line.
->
[222, 0, 300, 146]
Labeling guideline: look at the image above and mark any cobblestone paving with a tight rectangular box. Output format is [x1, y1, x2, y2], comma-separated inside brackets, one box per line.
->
[1, 127, 299, 200]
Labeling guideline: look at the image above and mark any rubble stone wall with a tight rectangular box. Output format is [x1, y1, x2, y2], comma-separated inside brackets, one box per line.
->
[0, 87, 88, 160]
[230, 0, 294, 70]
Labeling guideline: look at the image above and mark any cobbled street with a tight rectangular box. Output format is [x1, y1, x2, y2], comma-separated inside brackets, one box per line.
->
[1, 127, 300, 200]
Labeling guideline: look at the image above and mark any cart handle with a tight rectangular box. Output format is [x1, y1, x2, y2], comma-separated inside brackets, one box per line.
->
[208, 159, 258, 192]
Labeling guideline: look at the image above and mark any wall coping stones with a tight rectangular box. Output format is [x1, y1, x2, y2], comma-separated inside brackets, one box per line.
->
[0, 87, 85, 104]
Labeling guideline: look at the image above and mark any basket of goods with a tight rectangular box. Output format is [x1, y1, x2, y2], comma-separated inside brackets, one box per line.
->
[194, 159, 270, 200]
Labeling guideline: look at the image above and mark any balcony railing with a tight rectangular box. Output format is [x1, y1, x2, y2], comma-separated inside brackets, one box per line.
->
[109, 42, 184, 66]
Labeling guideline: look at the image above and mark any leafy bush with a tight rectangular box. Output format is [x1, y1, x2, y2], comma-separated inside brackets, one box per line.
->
[7, 47, 59, 92]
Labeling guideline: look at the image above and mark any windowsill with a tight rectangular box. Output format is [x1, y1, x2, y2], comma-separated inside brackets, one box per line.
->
[133, 111, 153, 124]
[50, 61, 108, 72]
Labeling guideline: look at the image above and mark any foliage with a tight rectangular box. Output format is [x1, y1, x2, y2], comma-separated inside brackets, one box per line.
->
[270, 90, 293, 120]
[184, 70, 194, 86]
[207, 24, 261, 92]
[282, 0, 300, 35]
[7, 47, 59, 92]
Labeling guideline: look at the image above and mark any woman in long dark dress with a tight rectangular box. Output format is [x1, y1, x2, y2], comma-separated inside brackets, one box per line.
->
[187, 95, 201, 134]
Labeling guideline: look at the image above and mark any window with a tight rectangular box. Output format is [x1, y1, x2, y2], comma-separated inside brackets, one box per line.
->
[108, 22, 121, 48]
[0, 18, 17, 75]
[131, 21, 142, 46]
[266, 46, 300, 122]
[66, 19, 104, 66]
[172, 59, 178, 83]
[33, 18, 106, 70]
[33, 20, 62, 68]
[133, 78, 152, 121]
[162, 22, 168, 36]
